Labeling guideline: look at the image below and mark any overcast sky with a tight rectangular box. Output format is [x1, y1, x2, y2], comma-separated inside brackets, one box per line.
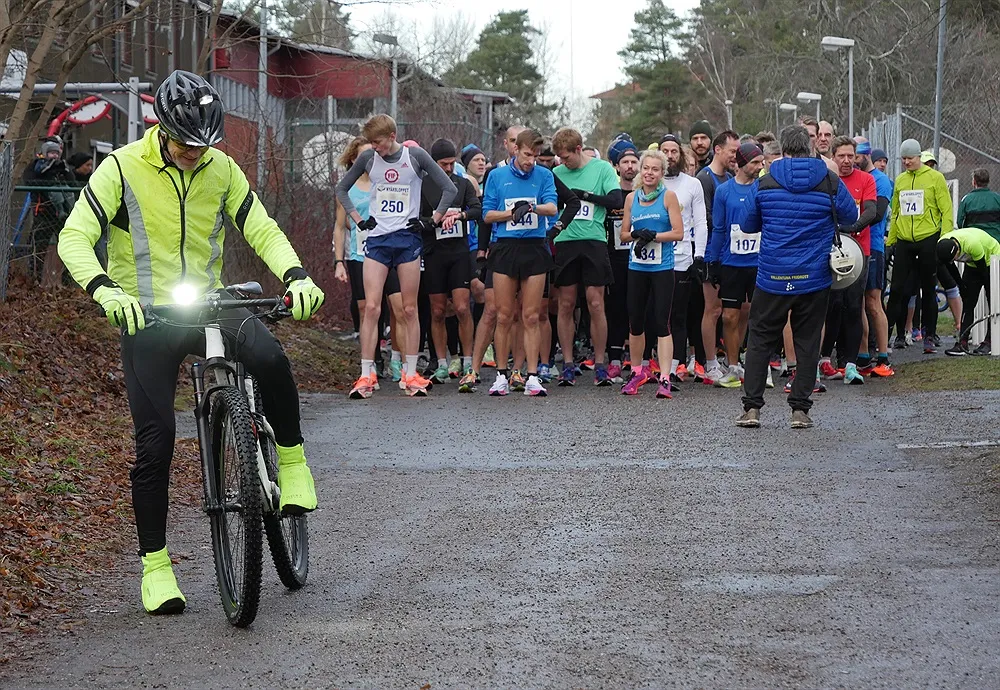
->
[347, 0, 700, 102]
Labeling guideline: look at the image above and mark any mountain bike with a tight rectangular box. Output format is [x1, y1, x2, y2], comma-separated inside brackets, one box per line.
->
[147, 281, 308, 628]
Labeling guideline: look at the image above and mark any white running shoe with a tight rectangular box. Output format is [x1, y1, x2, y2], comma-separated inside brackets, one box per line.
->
[524, 374, 547, 397]
[489, 373, 509, 397]
[765, 367, 774, 389]
[704, 365, 726, 385]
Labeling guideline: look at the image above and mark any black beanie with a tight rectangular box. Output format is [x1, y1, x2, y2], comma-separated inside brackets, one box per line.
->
[688, 120, 714, 141]
[461, 145, 484, 168]
[430, 138, 457, 161]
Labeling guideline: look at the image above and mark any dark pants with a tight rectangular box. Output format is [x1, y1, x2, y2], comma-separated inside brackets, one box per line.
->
[606, 257, 629, 360]
[122, 307, 302, 554]
[888, 234, 940, 339]
[742, 287, 830, 413]
[821, 258, 869, 365]
[686, 278, 707, 365]
[670, 268, 694, 363]
[959, 262, 990, 342]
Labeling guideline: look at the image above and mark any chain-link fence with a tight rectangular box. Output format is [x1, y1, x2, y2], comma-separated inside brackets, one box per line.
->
[0, 143, 15, 302]
[864, 103, 1000, 201]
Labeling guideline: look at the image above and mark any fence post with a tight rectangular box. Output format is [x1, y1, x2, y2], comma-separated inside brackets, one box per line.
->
[991, 254, 1000, 356]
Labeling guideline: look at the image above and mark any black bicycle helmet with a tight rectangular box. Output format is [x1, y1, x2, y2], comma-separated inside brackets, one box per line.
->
[153, 70, 224, 147]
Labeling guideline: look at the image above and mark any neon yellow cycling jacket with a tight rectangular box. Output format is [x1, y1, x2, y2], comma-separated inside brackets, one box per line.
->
[59, 125, 304, 304]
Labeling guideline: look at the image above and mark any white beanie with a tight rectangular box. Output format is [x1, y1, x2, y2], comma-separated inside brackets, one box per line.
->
[899, 139, 922, 158]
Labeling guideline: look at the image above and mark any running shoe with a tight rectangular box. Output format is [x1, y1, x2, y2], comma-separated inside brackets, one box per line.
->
[905, 330, 914, 346]
[607, 363, 624, 384]
[675, 364, 688, 381]
[973, 341, 992, 356]
[814, 379, 828, 393]
[692, 362, 707, 382]
[621, 367, 651, 395]
[510, 370, 526, 392]
[489, 373, 509, 396]
[769, 354, 782, 371]
[404, 372, 431, 397]
[580, 358, 596, 371]
[458, 370, 478, 393]
[714, 366, 742, 388]
[431, 365, 450, 384]
[655, 377, 672, 399]
[844, 362, 865, 385]
[871, 362, 895, 377]
[558, 367, 576, 386]
[892, 335, 906, 350]
[783, 372, 794, 394]
[538, 364, 553, 384]
[622, 357, 631, 371]
[594, 364, 612, 386]
[736, 408, 761, 428]
[448, 359, 463, 378]
[703, 365, 725, 386]
[946, 342, 968, 357]
[524, 375, 547, 397]
[483, 344, 496, 368]
[765, 367, 774, 389]
[390, 359, 402, 383]
[858, 363, 875, 376]
[649, 359, 661, 376]
[417, 353, 430, 371]
[913, 328, 923, 342]
[669, 372, 683, 386]
[923, 342, 938, 355]
[790, 410, 814, 429]
[349, 373, 377, 400]
[819, 360, 839, 379]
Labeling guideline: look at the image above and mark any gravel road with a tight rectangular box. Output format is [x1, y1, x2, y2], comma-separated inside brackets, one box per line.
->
[4, 367, 1000, 689]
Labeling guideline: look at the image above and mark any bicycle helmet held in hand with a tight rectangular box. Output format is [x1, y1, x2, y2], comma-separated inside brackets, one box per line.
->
[153, 70, 225, 147]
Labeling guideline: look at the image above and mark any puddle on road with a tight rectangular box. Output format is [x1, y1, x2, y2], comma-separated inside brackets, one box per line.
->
[681, 573, 839, 596]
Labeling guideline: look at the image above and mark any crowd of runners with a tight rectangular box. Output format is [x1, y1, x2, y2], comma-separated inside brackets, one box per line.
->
[333, 112, 1000, 425]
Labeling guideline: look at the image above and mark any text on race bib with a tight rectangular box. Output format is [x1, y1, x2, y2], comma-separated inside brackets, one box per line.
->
[355, 226, 368, 256]
[675, 236, 693, 256]
[375, 184, 410, 218]
[613, 219, 632, 250]
[575, 200, 596, 220]
[899, 189, 924, 217]
[633, 241, 661, 265]
[504, 197, 538, 230]
[730, 225, 759, 255]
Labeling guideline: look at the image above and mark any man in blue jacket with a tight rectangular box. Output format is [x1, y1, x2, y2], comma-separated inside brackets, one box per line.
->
[735, 124, 858, 429]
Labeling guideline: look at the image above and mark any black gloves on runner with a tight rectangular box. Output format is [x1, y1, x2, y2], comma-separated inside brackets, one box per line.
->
[546, 220, 565, 241]
[708, 261, 722, 287]
[691, 257, 707, 284]
[358, 216, 378, 231]
[406, 217, 436, 234]
[510, 200, 533, 224]
[570, 189, 591, 202]
[630, 229, 657, 244]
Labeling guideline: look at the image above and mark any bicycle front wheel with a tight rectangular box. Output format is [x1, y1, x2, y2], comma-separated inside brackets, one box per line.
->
[208, 387, 264, 627]
[261, 433, 309, 589]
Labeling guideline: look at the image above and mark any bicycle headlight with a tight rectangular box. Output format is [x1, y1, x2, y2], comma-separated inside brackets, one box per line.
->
[172, 283, 199, 305]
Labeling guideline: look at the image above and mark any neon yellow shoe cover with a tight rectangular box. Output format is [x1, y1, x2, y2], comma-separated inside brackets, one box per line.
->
[141, 547, 186, 614]
[276, 444, 317, 514]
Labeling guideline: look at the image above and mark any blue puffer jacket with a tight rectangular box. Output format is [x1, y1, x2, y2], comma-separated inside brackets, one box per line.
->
[743, 157, 858, 295]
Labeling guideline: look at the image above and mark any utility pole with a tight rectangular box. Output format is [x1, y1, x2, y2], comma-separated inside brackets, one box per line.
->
[257, 0, 268, 192]
[932, 0, 948, 159]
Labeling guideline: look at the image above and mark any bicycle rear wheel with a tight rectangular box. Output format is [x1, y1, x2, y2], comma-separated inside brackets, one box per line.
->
[208, 387, 264, 627]
[261, 433, 309, 589]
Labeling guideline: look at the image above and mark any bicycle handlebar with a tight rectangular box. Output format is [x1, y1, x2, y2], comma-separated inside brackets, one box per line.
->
[145, 295, 292, 322]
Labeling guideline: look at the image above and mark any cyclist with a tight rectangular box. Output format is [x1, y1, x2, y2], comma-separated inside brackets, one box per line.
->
[57, 70, 324, 615]
[336, 114, 458, 396]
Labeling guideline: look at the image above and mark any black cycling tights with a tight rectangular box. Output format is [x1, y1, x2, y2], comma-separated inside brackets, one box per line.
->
[121, 306, 301, 554]
[628, 269, 675, 339]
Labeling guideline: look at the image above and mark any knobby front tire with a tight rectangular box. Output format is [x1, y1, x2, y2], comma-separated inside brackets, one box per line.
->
[208, 386, 264, 628]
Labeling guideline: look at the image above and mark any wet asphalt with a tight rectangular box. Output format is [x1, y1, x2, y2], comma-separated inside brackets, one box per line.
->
[4, 354, 1000, 689]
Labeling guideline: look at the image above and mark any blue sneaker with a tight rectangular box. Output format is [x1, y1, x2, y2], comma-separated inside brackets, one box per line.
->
[538, 364, 552, 384]
[558, 366, 576, 386]
[390, 359, 402, 383]
[594, 364, 612, 386]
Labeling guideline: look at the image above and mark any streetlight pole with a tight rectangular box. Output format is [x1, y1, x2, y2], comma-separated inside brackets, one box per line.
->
[821, 36, 856, 134]
[932, 0, 947, 159]
[373, 33, 399, 121]
[779, 103, 798, 126]
[764, 98, 779, 131]
[725, 99, 733, 129]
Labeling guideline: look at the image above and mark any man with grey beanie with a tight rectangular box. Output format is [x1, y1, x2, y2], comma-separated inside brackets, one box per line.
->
[885, 138, 954, 354]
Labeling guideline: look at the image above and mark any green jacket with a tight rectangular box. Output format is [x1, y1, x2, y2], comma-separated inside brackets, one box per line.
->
[887, 165, 953, 246]
[956, 187, 1000, 244]
[940, 227, 1000, 268]
[58, 125, 303, 305]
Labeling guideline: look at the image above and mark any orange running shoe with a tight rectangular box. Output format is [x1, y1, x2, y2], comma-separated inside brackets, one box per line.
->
[649, 359, 661, 376]
[349, 373, 377, 399]
[676, 363, 688, 381]
[870, 362, 895, 378]
[404, 372, 432, 397]
[692, 362, 707, 382]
